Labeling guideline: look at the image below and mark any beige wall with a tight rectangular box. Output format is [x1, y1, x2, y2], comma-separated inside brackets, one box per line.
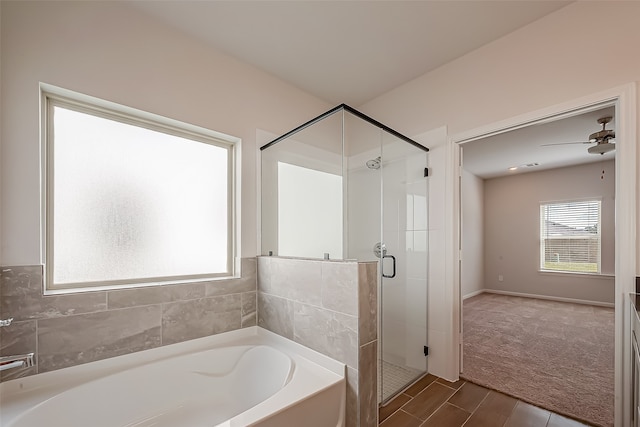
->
[461, 170, 483, 298]
[484, 161, 615, 304]
[361, 3, 640, 276]
[359, 1, 638, 384]
[0, 1, 330, 265]
[363, 2, 640, 137]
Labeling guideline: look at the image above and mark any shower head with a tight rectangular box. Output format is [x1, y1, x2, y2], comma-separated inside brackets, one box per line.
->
[366, 157, 381, 170]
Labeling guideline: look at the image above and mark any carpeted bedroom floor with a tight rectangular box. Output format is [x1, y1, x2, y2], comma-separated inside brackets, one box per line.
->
[462, 293, 614, 427]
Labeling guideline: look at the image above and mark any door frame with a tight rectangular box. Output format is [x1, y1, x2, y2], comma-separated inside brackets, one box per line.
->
[448, 83, 636, 427]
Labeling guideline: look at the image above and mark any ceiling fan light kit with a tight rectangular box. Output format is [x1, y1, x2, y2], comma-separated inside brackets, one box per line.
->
[541, 115, 615, 154]
[587, 116, 615, 155]
[588, 142, 616, 155]
[588, 116, 615, 142]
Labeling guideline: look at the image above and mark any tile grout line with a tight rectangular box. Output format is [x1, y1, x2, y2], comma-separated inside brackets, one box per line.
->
[398, 409, 422, 425]
[380, 377, 427, 425]
[379, 393, 409, 423]
[460, 390, 492, 427]
[446, 401, 471, 413]
[501, 398, 520, 427]
[417, 381, 464, 424]
[35, 318, 40, 375]
[420, 399, 456, 426]
[159, 302, 164, 346]
[380, 378, 463, 426]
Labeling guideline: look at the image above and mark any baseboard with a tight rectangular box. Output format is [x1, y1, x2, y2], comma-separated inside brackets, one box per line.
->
[462, 289, 484, 300]
[483, 289, 615, 308]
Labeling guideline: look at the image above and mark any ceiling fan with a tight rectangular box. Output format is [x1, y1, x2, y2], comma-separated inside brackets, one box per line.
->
[541, 116, 615, 155]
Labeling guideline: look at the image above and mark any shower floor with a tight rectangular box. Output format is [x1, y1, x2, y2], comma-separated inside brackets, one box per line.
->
[378, 359, 423, 403]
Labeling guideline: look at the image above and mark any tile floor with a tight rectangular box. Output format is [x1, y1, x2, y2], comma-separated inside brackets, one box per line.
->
[379, 374, 592, 427]
[379, 359, 424, 402]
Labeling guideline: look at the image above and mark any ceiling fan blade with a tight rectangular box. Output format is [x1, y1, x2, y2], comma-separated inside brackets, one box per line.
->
[540, 141, 591, 147]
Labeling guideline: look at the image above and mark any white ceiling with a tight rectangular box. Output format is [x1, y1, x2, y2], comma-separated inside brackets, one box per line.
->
[129, 0, 571, 106]
[462, 106, 616, 179]
[129, 0, 607, 177]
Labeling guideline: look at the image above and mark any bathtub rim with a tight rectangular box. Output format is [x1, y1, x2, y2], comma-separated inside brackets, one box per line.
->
[0, 326, 346, 426]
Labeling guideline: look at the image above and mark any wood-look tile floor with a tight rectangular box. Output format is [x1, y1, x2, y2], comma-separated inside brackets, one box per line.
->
[379, 374, 592, 427]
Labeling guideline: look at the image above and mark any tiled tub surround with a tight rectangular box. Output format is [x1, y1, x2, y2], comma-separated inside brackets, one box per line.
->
[0, 258, 257, 382]
[257, 256, 378, 427]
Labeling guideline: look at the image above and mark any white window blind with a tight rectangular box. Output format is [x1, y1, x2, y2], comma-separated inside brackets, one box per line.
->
[539, 200, 601, 273]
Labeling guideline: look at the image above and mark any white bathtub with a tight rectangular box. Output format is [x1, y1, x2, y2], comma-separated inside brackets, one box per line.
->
[0, 327, 346, 427]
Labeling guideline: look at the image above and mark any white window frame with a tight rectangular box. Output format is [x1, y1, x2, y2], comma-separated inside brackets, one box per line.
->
[40, 84, 241, 294]
[539, 198, 602, 275]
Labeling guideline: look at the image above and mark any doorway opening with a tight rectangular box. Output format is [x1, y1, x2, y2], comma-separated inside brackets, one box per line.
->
[452, 84, 636, 427]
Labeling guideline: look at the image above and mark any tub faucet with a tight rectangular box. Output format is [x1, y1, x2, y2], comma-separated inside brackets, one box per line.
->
[0, 318, 35, 372]
[0, 353, 35, 372]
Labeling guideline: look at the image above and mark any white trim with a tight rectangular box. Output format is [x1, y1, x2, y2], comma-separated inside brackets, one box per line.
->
[446, 128, 460, 382]
[482, 289, 615, 308]
[39, 83, 241, 144]
[452, 91, 621, 145]
[39, 83, 243, 293]
[450, 83, 636, 427]
[462, 289, 484, 300]
[613, 82, 637, 427]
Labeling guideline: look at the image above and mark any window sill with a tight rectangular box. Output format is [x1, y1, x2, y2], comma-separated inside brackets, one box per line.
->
[44, 275, 240, 296]
[538, 270, 615, 280]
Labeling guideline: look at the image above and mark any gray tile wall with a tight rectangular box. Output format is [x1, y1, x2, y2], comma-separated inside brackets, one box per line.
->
[358, 262, 378, 426]
[256, 256, 378, 427]
[0, 258, 257, 382]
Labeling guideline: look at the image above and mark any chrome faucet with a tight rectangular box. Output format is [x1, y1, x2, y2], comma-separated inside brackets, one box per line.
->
[0, 353, 35, 372]
[0, 318, 35, 372]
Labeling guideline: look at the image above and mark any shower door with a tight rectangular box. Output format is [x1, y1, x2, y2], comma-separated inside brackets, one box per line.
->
[344, 113, 428, 404]
[378, 133, 429, 403]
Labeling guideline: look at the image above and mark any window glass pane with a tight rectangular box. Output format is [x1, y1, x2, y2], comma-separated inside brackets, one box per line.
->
[52, 106, 229, 285]
[540, 200, 600, 273]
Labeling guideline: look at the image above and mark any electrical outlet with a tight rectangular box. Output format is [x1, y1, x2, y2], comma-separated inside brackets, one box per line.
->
[498, 275, 503, 282]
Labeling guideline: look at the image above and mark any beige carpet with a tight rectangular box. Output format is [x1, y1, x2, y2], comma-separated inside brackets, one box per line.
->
[462, 293, 614, 427]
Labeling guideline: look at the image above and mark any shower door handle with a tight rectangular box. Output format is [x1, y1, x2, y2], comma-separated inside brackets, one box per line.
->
[382, 255, 396, 278]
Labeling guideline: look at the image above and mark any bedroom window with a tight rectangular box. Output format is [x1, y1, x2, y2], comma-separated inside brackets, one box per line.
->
[539, 200, 601, 274]
[42, 86, 240, 292]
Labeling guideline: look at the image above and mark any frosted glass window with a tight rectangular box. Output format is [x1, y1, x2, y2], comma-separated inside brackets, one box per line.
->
[277, 162, 343, 259]
[47, 99, 236, 290]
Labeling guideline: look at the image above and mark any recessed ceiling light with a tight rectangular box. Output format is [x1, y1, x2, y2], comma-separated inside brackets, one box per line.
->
[508, 163, 540, 172]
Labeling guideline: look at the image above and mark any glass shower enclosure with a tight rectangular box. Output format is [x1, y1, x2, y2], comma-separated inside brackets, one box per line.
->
[260, 104, 429, 404]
